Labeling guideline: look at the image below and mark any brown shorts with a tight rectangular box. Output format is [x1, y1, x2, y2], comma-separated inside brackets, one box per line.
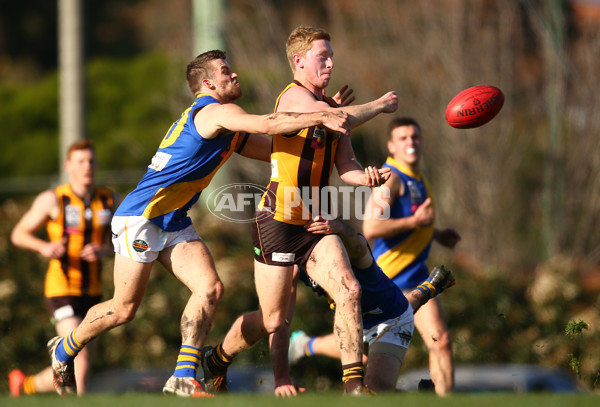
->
[46, 295, 102, 323]
[252, 211, 323, 268]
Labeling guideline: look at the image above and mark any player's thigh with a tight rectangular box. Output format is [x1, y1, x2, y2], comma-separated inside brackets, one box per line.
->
[158, 239, 219, 287]
[414, 297, 449, 344]
[305, 235, 355, 293]
[112, 253, 153, 308]
[254, 260, 294, 320]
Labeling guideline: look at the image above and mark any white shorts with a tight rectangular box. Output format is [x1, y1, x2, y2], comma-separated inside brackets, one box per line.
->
[363, 307, 414, 361]
[111, 216, 202, 263]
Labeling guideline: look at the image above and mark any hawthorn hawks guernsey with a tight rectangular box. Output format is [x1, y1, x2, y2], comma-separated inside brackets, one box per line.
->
[372, 157, 435, 288]
[258, 82, 340, 225]
[45, 184, 114, 298]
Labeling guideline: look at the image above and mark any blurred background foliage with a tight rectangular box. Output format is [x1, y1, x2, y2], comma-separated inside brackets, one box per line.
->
[1, 0, 599, 393]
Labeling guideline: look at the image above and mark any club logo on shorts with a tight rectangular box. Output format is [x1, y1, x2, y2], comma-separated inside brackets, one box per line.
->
[254, 247, 261, 256]
[132, 239, 149, 252]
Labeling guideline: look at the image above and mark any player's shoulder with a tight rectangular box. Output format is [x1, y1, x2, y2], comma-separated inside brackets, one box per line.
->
[38, 188, 60, 202]
[95, 186, 117, 200]
[30, 188, 60, 215]
[195, 101, 248, 138]
[278, 84, 323, 111]
[384, 170, 402, 191]
[202, 100, 246, 116]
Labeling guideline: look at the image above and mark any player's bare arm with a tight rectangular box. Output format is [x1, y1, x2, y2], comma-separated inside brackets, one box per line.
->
[334, 136, 390, 187]
[237, 133, 272, 162]
[363, 173, 429, 239]
[278, 86, 398, 129]
[341, 91, 398, 128]
[11, 190, 66, 259]
[195, 102, 350, 139]
[364, 193, 434, 239]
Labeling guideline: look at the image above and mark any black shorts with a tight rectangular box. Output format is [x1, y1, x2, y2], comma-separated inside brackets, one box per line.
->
[252, 211, 323, 268]
[46, 295, 101, 323]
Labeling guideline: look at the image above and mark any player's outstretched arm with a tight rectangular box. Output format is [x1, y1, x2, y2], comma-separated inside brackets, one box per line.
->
[278, 86, 396, 129]
[340, 91, 398, 128]
[196, 102, 350, 139]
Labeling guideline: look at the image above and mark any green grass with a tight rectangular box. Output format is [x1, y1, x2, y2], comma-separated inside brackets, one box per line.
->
[2, 393, 599, 407]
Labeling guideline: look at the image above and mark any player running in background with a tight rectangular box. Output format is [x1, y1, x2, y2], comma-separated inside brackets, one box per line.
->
[284, 216, 454, 394]
[363, 117, 460, 395]
[9, 140, 118, 396]
[200, 25, 398, 396]
[44, 49, 351, 398]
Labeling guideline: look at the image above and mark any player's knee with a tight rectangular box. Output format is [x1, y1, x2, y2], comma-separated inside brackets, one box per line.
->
[113, 303, 139, 325]
[205, 278, 224, 304]
[262, 314, 287, 334]
[330, 278, 361, 309]
[343, 279, 362, 303]
[428, 330, 452, 352]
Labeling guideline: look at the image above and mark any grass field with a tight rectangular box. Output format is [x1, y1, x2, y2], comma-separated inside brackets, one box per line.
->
[2, 392, 599, 407]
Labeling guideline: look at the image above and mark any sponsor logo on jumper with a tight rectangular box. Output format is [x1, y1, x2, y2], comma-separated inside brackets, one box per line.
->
[148, 151, 172, 171]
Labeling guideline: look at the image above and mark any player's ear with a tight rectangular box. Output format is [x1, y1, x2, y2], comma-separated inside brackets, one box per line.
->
[202, 78, 214, 89]
[293, 54, 303, 69]
[63, 160, 70, 173]
[387, 140, 395, 155]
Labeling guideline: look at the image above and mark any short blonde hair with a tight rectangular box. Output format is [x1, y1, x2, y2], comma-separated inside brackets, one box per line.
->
[286, 26, 331, 73]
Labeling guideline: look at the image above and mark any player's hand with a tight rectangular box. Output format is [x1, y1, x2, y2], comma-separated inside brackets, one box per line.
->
[305, 215, 342, 235]
[80, 242, 106, 262]
[330, 85, 355, 107]
[413, 197, 435, 227]
[274, 382, 306, 397]
[39, 238, 67, 259]
[362, 166, 391, 187]
[320, 110, 351, 136]
[378, 91, 398, 113]
[434, 228, 461, 249]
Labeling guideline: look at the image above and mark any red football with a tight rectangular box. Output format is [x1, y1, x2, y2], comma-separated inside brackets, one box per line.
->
[445, 85, 504, 129]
